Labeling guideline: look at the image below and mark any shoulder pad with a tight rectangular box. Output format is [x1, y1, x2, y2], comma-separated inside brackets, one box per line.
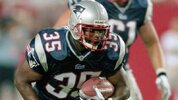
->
[36, 27, 69, 61]
[106, 33, 126, 62]
[137, 0, 153, 22]
[137, 0, 151, 8]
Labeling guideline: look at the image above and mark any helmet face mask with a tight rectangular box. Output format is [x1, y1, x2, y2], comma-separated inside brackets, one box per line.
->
[69, 1, 110, 51]
[74, 23, 110, 51]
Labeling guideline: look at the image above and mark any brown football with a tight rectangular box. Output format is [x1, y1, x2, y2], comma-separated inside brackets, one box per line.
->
[80, 77, 114, 99]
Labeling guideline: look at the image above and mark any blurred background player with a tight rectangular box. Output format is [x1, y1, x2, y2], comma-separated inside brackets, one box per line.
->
[15, 1, 130, 100]
[0, 10, 30, 100]
[0, 0, 66, 100]
[54, 0, 171, 100]
[161, 17, 178, 100]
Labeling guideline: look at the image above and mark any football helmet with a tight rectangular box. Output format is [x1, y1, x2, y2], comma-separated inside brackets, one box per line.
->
[68, 0, 110, 51]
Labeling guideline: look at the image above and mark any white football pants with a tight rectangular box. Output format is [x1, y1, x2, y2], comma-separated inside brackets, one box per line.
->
[125, 64, 143, 100]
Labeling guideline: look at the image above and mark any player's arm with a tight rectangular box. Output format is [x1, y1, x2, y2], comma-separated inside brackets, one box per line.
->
[138, 0, 168, 77]
[54, 8, 70, 28]
[138, 1, 170, 99]
[108, 67, 130, 100]
[53, 0, 71, 28]
[15, 60, 42, 100]
[107, 35, 130, 100]
[139, 20, 171, 100]
[54, 0, 82, 28]
[15, 32, 46, 100]
[139, 21, 165, 72]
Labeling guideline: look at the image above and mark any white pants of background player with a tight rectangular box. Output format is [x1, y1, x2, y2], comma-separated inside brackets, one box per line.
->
[124, 64, 143, 100]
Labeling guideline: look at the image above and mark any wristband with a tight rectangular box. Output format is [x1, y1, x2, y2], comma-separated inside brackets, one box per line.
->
[156, 68, 167, 77]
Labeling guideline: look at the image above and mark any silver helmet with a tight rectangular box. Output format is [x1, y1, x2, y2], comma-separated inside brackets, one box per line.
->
[68, 0, 110, 51]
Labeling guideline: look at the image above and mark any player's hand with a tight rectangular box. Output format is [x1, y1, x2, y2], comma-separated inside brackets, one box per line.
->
[156, 73, 171, 100]
[79, 86, 105, 100]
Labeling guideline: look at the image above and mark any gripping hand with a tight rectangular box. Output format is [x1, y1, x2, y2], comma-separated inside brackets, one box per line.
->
[156, 69, 171, 100]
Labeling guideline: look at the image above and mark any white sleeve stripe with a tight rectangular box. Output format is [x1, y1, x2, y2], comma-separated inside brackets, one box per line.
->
[35, 34, 48, 72]
[114, 36, 126, 70]
[144, 0, 153, 23]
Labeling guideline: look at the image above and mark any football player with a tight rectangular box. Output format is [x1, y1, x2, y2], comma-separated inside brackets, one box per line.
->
[15, 1, 130, 100]
[54, 0, 171, 100]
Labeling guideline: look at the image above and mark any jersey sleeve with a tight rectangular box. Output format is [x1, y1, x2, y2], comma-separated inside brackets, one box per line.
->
[100, 34, 126, 77]
[25, 32, 49, 74]
[26, 28, 68, 74]
[112, 35, 126, 72]
[144, 0, 153, 23]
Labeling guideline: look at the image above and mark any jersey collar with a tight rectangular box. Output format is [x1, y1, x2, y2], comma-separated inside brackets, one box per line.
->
[112, 0, 132, 13]
[66, 30, 91, 61]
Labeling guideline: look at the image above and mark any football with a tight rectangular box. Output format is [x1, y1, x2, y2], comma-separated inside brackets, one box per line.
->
[79, 77, 114, 99]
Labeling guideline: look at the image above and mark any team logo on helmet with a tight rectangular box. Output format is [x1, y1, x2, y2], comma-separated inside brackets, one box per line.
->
[72, 4, 86, 18]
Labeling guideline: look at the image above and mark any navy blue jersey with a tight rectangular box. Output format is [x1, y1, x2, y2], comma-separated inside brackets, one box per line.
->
[68, 0, 153, 47]
[26, 27, 126, 99]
